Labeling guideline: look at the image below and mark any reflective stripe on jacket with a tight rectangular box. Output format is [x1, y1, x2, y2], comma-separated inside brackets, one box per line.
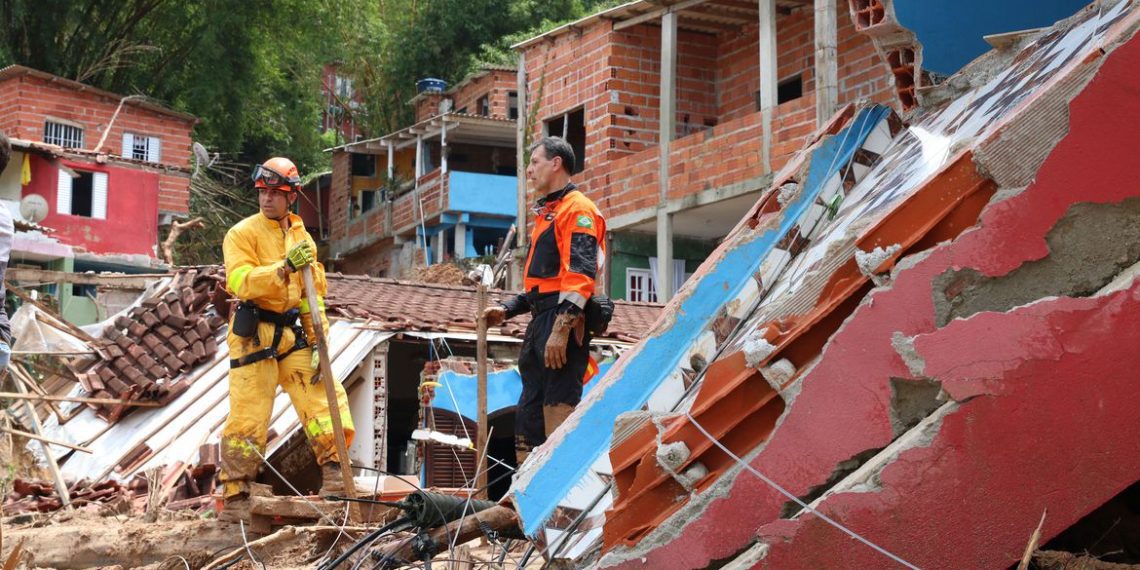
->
[523, 186, 607, 309]
[223, 212, 329, 343]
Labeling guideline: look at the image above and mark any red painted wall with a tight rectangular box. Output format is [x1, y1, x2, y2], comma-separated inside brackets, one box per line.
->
[24, 156, 159, 257]
[0, 69, 194, 215]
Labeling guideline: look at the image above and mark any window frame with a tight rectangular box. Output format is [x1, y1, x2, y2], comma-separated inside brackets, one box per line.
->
[626, 267, 657, 303]
[44, 119, 85, 148]
[123, 132, 162, 163]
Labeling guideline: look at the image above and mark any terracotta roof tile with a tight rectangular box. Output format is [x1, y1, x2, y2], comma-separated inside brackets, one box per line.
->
[323, 273, 662, 341]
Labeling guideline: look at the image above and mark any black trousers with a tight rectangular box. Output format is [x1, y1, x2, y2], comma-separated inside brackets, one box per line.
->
[516, 308, 591, 449]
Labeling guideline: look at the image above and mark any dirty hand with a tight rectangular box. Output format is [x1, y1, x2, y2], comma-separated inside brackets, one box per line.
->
[482, 306, 507, 327]
[544, 313, 581, 369]
[285, 241, 315, 271]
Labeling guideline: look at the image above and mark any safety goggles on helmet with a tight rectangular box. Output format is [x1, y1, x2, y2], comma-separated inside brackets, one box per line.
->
[252, 163, 301, 189]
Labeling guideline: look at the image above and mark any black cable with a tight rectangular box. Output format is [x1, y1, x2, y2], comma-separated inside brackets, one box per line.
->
[319, 516, 411, 570]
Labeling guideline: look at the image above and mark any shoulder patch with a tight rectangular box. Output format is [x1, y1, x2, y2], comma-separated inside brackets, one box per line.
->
[576, 214, 594, 229]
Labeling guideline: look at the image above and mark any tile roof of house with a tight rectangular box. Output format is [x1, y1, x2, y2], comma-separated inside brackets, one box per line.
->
[71, 267, 658, 423]
[324, 273, 662, 343]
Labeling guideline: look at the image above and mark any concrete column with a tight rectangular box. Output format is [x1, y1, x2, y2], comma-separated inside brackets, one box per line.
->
[414, 133, 424, 180]
[455, 222, 467, 258]
[387, 141, 394, 181]
[433, 231, 445, 263]
[514, 52, 529, 290]
[656, 10, 678, 303]
[759, 0, 778, 173]
[441, 120, 449, 175]
[814, 0, 838, 126]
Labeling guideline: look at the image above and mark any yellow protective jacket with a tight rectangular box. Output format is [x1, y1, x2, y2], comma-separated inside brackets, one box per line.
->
[223, 212, 329, 343]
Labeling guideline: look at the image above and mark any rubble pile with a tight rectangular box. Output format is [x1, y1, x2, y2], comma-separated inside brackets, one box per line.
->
[75, 267, 225, 422]
[2, 478, 135, 514]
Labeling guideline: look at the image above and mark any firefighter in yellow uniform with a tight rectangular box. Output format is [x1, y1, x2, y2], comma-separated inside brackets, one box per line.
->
[219, 156, 353, 521]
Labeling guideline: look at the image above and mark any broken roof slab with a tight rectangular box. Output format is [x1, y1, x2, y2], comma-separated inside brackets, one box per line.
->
[507, 0, 1138, 565]
[507, 103, 897, 542]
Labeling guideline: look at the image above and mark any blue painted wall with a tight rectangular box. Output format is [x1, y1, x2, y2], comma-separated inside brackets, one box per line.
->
[447, 171, 518, 218]
[433, 360, 614, 422]
[894, 0, 1090, 74]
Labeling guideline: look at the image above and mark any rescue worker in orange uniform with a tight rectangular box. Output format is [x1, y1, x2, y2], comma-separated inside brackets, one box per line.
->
[482, 137, 607, 464]
[219, 156, 353, 521]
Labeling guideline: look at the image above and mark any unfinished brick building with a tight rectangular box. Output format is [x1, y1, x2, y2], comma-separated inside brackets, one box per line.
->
[514, 0, 896, 303]
[326, 66, 520, 278]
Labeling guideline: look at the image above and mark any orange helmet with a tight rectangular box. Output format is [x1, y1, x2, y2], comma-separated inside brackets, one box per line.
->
[252, 157, 301, 192]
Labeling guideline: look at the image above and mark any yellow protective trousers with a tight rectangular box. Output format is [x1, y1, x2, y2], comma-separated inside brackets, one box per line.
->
[219, 320, 354, 499]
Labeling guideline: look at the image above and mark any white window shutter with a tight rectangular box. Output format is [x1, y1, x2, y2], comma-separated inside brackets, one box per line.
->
[57, 169, 72, 214]
[150, 137, 161, 163]
[122, 133, 134, 158]
[92, 172, 108, 219]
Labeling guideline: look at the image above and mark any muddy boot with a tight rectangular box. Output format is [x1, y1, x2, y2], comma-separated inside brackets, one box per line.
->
[543, 403, 575, 438]
[319, 462, 348, 498]
[218, 493, 251, 524]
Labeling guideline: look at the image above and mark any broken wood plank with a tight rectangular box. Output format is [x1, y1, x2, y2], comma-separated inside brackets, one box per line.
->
[0, 425, 92, 454]
[7, 268, 169, 287]
[0, 391, 161, 407]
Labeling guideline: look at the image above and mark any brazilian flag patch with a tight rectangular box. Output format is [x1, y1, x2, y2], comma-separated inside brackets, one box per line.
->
[576, 214, 594, 229]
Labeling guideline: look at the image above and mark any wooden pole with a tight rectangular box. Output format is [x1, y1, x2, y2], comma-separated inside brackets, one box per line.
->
[300, 266, 357, 519]
[475, 283, 489, 499]
[11, 376, 73, 507]
[0, 391, 161, 407]
[0, 424, 93, 454]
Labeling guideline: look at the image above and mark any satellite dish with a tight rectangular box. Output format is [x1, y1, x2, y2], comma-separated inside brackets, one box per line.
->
[192, 142, 216, 177]
[192, 142, 211, 166]
[20, 194, 49, 224]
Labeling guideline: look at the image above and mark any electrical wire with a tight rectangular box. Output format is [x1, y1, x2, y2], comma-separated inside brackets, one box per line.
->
[685, 412, 920, 569]
[320, 516, 412, 570]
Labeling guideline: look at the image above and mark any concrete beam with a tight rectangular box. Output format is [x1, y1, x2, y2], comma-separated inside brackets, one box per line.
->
[814, 0, 838, 127]
[759, 0, 777, 172]
[656, 10, 678, 303]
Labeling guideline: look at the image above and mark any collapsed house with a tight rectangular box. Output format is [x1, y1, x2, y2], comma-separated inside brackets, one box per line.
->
[1, 1, 1138, 568]
[2, 269, 658, 521]
[507, 1, 1140, 568]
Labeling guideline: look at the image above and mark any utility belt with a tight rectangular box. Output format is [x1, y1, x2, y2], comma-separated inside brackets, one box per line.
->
[526, 289, 615, 336]
[229, 301, 309, 368]
[525, 290, 561, 316]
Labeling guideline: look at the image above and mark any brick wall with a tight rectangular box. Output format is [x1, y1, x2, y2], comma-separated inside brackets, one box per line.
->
[451, 70, 517, 119]
[415, 93, 445, 123]
[330, 151, 352, 241]
[520, 6, 895, 224]
[0, 72, 195, 214]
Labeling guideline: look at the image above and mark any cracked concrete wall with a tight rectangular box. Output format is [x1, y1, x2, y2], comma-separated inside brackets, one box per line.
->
[934, 198, 1140, 327]
[732, 14, 1140, 568]
[599, 5, 1140, 568]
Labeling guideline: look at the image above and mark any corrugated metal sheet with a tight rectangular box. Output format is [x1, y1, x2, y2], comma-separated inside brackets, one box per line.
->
[36, 322, 392, 482]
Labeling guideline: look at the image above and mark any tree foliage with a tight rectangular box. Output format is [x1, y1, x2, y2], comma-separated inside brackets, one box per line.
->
[0, 0, 620, 264]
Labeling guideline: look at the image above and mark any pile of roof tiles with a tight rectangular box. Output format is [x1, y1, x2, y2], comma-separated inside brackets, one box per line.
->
[75, 267, 226, 422]
[2, 478, 136, 514]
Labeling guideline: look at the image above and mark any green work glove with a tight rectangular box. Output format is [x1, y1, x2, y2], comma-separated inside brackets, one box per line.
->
[285, 241, 315, 271]
[309, 348, 322, 384]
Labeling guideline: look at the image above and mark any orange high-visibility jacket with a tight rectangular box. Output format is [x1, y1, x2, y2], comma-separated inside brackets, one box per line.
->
[523, 185, 607, 310]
